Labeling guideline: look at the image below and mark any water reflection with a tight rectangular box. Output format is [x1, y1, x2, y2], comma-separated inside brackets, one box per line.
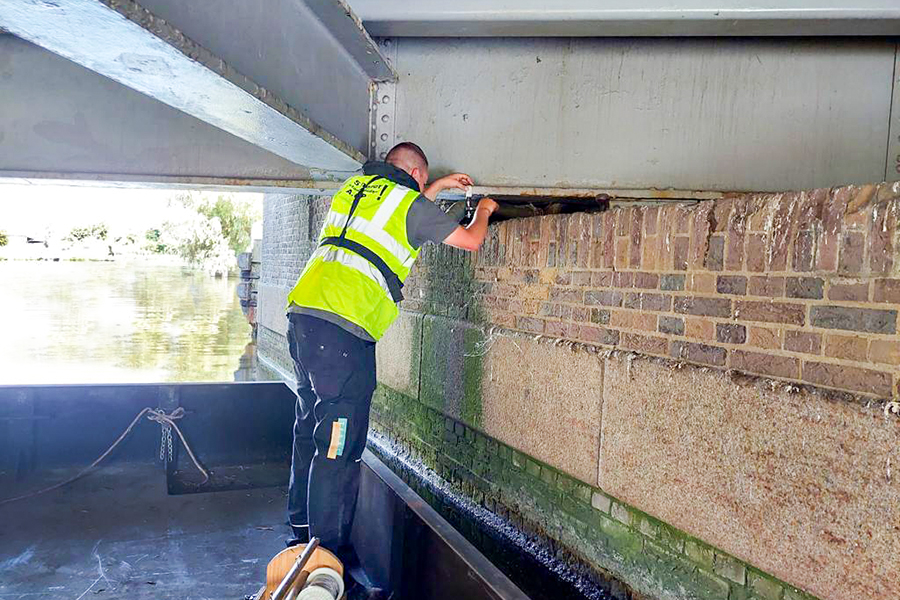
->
[0, 260, 256, 383]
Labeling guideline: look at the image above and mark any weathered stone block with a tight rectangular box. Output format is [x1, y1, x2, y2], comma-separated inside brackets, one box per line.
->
[714, 553, 747, 585]
[638, 517, 658, 539]
[685, 539, 715, 568]
[257, 283, 292, 336]
[599, 356, 900, 600]
[611, 502, 632, 525]
[376, 310, 423, 400]
[749, 572, 785, 600]
[658, 524, 685, 554]
[693, 569, 731, 600]
[480, 331, 604, 485]
[420, 316, 487, 425]
[591, 491, 612, 513]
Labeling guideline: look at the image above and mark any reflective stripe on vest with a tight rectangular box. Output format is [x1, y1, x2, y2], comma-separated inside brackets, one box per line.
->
[285, 174, 421, 340]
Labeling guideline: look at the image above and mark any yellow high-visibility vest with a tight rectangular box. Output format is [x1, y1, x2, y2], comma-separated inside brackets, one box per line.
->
[286, 174, 421, 340]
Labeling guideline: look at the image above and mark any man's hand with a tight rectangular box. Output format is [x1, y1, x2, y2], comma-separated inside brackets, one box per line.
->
[475, 197, 499, 217]
[442, 197, 499, 252]
[424, 173, 474, 200]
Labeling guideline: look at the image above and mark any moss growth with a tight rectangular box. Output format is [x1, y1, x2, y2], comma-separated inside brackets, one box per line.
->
[370, 388, 823, 600]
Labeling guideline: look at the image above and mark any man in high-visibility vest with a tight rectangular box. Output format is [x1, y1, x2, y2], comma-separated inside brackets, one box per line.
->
[284, 142, 498, 558]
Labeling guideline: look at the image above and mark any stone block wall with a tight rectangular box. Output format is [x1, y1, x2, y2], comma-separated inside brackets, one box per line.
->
[370, 385, 814, 600]
[258, 192, 329, 376]
[259, 183, 900, 600]
[376, 182, 900, 600]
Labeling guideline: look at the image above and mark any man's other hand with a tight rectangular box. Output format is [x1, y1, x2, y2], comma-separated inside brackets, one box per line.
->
[476, 197, 499, 216]
[424, 173, 474, 199]
[442, 197, 499, 252]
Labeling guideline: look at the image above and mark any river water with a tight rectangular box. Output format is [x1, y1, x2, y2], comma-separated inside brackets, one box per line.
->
[0, 260, 256, 384]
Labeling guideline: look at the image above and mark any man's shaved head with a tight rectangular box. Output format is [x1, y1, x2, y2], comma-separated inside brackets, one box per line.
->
[385, 142, 429, 191]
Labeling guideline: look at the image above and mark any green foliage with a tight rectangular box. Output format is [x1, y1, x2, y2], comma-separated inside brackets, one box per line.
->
[160, 192, 260, 276]
[0, 230, 8, 247]
[66, 223, 108, 242]
[172, 193, 260, 255]
[196, 196, 258, 255]
[144, 228, 167, 254]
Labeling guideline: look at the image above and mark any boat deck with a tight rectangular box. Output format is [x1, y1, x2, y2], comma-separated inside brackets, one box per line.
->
[0, 464, 288, 599]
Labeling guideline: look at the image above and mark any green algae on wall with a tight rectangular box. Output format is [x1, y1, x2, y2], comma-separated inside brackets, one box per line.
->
[369, 386, 823, 600]
[419, 315, 485, 428]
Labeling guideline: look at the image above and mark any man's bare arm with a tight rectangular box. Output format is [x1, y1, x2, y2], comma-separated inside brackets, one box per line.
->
[443, 198, 499, 251]
[424, 173, 474, 200]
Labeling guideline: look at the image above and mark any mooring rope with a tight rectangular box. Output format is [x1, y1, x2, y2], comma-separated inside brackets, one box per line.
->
[0, 407, 208, 506]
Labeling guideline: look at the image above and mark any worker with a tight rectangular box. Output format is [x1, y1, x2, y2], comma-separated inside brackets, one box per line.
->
[283, 142, 498, 568]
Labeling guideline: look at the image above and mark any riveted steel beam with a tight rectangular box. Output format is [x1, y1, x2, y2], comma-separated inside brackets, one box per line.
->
[0, 0, 371, 178]
[352, 0, 900, 37]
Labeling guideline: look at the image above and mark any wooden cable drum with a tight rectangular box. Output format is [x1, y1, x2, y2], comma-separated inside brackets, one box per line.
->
[256, 544, 344, 600]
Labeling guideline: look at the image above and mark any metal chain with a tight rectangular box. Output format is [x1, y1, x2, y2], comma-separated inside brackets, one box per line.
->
[159, 423, 173, 462]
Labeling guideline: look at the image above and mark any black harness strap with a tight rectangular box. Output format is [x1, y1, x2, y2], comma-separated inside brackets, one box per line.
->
[320, 175, 405, 303]
[320, 236, 404, 303]
[337, 175, 382, 239]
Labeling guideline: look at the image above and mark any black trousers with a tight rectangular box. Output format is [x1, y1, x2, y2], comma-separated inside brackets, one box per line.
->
[286, 312, 377, 552]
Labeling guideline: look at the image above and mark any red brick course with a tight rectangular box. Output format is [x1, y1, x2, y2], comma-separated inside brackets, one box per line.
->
[406, 181, 900, 399]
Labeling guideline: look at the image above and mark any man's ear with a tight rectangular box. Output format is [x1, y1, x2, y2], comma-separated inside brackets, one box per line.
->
[412, 167, 426, 187]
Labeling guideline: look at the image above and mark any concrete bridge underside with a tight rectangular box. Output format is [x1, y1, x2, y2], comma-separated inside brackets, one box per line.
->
[1, 3, 900, 600]
[0, 0, 898, 194]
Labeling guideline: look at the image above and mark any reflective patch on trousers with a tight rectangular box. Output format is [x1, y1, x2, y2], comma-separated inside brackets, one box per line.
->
[326, 418, 348, 459]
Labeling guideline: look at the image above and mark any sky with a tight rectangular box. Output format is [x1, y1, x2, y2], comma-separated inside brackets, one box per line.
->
[0, 183, 261, 239]
[0, 183, 176, 236]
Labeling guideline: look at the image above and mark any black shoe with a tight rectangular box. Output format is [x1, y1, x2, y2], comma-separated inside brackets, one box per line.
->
[285, 531, 310, 548]
[346, 578, 387, 600]
[285, 524, 310, 547]
[299, 543, 388, 599]
[342, 550, 386, 600]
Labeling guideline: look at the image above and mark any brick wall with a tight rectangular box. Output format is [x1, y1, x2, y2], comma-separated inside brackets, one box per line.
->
[259, 182, 900, 600]
[260, 193, 313, 290]
[257, 193, 330, 371]
[407, 182, 900, 400]
[380, 181, 900, 600]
